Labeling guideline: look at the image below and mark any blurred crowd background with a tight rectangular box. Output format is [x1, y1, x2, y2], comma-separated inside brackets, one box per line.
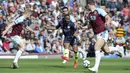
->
[0, 0, 130, 58]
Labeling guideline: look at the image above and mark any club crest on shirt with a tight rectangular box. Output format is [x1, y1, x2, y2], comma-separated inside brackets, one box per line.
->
[68, 26, 70, 29]
[89, 10, 98, 21]
[90, 16, 96, 20]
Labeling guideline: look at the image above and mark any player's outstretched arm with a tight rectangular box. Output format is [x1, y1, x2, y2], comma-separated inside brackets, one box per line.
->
[44, 20, 61, 30]
[26, 26, 36, 35]
[105, 15, 111, 29]
[2, 22, 15, 36]
[44, 26, 57, 30]
[81, 24, 91, 30]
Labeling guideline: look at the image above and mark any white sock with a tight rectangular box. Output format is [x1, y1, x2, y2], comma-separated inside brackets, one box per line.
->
[13, 50, 23, 63]
[62, 60, 67, 64]
[94, 51, 101, 70]
[83, 51, 87, 60]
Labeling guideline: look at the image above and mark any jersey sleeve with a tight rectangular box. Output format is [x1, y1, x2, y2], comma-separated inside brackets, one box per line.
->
[70, 15, 76, 23]
[14, 16, 25, 24]
[97, 8, 107, 17]
[71, 22, 77, 31]
[56, 20, 62, 29]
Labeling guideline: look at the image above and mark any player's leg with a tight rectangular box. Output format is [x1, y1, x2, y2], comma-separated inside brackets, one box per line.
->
[12, 44, 24, 69]
[72, 38, 80, 68]
[72, 44, 79, 68]
[102, 43, 110, 55]
[88, 38, 105, 73]
[89, 30, 109, 73]
[61, 42, 70, 63]
[11, 36, 26, 69]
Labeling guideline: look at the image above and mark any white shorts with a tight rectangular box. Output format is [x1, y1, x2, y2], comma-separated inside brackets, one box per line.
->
[96, 30, 109, 42]
[11, 35, 23, 45]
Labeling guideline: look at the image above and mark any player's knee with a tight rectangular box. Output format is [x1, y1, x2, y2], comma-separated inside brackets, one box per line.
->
[95, 43, 103, 51]
[64, 43, 69, 49]
[73, 46, 78, 52]
[18, 43, 25, 50]
[95, 47, 101, 51]
[95, 39, 105, 50]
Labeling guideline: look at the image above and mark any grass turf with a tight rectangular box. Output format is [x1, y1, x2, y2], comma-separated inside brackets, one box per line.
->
[0, 58, 130, 73]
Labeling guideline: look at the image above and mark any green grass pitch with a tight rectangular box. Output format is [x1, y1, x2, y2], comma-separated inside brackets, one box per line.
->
[0, 58, 130, 73]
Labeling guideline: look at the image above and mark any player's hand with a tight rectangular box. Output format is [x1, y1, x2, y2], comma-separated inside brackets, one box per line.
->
[78, 25, 82, 29]
[44, 26, 50, 29]
[1, 35, 6, 39]
[74, 33, 78, 38]
[105, 23, 110, 29]
[76, 24, 82, 29]
[33, 30, 36, 36]
[2, 30, 7, 36]
[43, 26, 47, 29]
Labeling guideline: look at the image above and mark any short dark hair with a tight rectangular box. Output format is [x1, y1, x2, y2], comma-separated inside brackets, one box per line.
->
[62, 7, 68, 11]
[87, 0, 95, 5]
[64, 14, 70, 17]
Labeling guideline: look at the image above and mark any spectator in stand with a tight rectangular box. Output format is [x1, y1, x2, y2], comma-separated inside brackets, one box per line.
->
[63, 0, 68, 6]
[0, 5, 6, 24]
[8, 0, 16, 13]
[2, 39, 11, 53]
[34, 39, 46, 53]
[126, 25, 130, 38]
[124, 0, 128, 4]
[126, 36, 130, 54]
[125, 25, 130, 54]
[40, 0, 47, 10]
[95, 0, 101, 7]
[46, 0, 52, 5]
[116, 0, 126, 11]
[121, 4, 130, 18]
[51, 0, 58, 8]
[106, 0, 117, 16]
[58, 0, 64, 7]
[128, 0, 130, 8]
[72, 2, 78, 14]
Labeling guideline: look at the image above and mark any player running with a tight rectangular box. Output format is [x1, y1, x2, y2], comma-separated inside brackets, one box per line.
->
[81, 0, 111, 73]
[45, 13, 79, 68]
[2, 9, 35, 69]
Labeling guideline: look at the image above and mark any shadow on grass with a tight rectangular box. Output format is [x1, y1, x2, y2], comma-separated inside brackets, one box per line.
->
[46, 65, 66, 68]
[123, 68, 130, 70]
[83, 71, 92, 73]
[0, 66, 12, 69]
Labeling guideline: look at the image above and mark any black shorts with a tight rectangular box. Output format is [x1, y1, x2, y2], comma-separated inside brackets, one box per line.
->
[64, 37, 80, 46]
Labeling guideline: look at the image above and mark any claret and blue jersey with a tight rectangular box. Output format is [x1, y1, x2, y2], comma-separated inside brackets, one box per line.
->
[88, 8, 107, 34]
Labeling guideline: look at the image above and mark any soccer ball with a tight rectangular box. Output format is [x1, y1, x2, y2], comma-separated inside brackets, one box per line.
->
[83, 60, 90, 68]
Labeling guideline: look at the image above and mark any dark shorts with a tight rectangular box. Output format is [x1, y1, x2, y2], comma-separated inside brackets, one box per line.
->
[64, 37, 80, 46]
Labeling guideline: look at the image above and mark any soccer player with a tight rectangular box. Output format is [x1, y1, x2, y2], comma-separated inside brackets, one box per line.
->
[45, 14, 79, 68]
[2, 9, 35, 69]
[81, 0, 111, 73]
[61, 7, 78, 65]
